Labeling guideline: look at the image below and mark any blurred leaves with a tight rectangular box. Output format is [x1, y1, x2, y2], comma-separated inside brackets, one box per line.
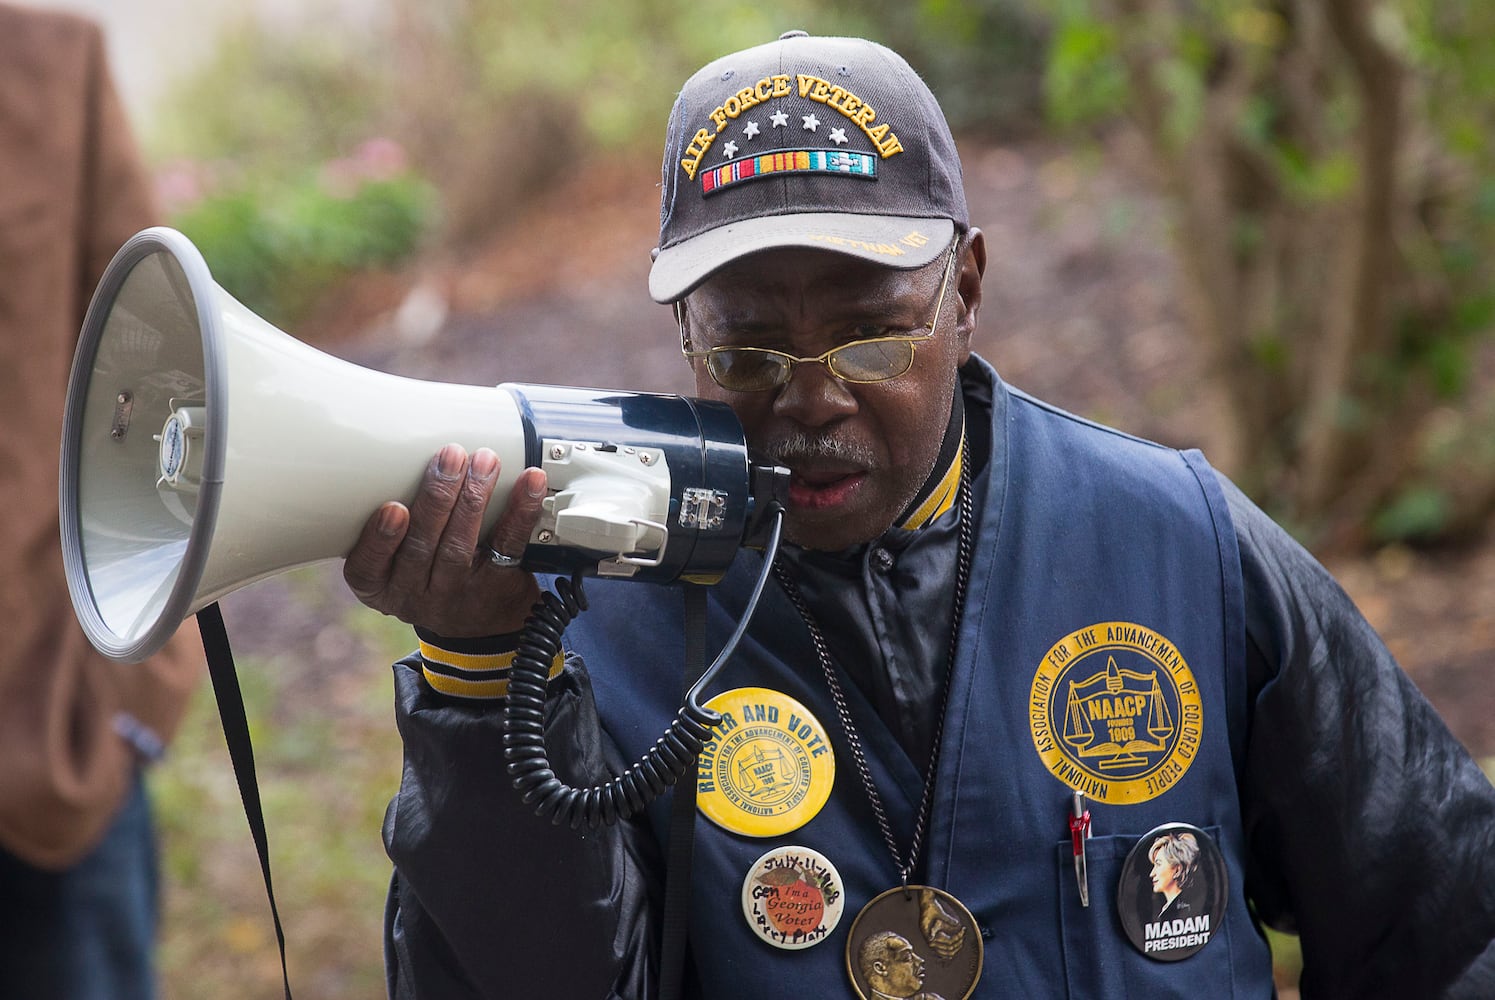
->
[1046, 17, 1128, 125]
[168, 150, 437, 326]
[1373, 484, 1453, 544]
[840, 0, 1050, 135]
[150, 15, 437, 326]
[147, 0, 1050, 276]
[150, 15, 393, 172]
[1034, 0, 1495, 545]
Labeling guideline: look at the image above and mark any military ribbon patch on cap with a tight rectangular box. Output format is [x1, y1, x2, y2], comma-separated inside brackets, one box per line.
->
[697, 687, 835, 837]
[1029, 622, 1204, 805]
[677, 72, 904, 182]
[700, 149, 877, 196]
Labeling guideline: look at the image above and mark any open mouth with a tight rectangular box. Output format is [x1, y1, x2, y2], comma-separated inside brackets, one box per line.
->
[787, 465, 867, 510]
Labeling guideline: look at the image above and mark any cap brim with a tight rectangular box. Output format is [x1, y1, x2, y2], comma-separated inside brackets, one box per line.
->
[648, 212, 955, 303]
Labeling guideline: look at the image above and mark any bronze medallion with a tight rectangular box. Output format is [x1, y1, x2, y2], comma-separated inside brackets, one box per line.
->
[845, 886, 983, 1000]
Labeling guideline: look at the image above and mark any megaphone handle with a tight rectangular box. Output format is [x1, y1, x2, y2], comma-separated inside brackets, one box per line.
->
[503, 508, 785, 829]
[502, 575, 719, 829]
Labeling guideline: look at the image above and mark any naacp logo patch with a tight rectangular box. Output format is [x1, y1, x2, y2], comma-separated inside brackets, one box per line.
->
[1029, 623, 1203, 805]
[697, 687, 835, 837]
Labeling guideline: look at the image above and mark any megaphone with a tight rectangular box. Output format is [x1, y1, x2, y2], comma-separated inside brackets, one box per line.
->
[61, 227, 787, 664]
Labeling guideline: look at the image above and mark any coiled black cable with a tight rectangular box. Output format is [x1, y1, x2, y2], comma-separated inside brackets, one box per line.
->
[503, 508, 785, 828]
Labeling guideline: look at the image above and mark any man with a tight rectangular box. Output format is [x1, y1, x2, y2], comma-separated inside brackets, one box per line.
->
[345, 32, 1495, 999]
[858, 932, 944, 1000]
[0, 4, 200, 998]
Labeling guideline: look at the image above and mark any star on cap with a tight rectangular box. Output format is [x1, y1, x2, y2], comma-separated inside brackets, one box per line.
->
[770, 110, 789, 128]
[801, 113, 820, 132]
[723, 140, 739, 159]
[829, 127, 848, 145]
[743, 121, 760, 139]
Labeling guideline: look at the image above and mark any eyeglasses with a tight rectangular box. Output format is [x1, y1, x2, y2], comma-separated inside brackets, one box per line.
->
[679, 237, 960, 393]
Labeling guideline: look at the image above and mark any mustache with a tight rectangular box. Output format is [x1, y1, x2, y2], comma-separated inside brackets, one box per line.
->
[757, 431, 877, 469]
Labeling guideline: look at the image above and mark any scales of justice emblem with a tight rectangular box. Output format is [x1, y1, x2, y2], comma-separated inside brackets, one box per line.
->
[1062, 656, 1174, 770]
[736, 742, 793, 797]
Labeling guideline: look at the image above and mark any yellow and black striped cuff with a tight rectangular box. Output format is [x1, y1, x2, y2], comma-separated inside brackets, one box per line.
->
[416, 631, 565, 700]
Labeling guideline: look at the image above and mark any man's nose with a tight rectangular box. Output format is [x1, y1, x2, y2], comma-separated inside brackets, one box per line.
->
[770, 359, 858, 427]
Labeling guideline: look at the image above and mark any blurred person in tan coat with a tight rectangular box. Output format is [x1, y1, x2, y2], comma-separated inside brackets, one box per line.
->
[0, 4, 201, 997]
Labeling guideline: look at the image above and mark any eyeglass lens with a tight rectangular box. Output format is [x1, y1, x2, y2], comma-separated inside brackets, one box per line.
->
[707, 339, 917, 390]
[829, 339, 916, 381]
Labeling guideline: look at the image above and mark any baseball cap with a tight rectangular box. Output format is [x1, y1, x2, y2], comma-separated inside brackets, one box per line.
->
[649, 31, 968, 304]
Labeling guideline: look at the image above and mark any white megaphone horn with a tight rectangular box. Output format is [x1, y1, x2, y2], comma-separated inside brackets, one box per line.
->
[61, 227, 787, 664]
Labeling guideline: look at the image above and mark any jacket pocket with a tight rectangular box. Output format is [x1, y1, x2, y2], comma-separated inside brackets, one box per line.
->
[1055, 829, 1240, 1000]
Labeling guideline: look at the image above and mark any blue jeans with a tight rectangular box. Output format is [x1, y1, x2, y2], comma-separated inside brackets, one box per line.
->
[0, 775, 159, 1000]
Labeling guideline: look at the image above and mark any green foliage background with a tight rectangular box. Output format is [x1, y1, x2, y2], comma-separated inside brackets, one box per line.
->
[1034, 0, 1495, 543]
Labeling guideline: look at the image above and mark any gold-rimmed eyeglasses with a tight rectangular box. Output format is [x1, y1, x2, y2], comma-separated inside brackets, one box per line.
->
[678, 236, 960, 393]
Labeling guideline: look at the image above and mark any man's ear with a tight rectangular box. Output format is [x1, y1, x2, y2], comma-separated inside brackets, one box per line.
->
[676, 299, 715, 391]
[952, 228, 986, 365]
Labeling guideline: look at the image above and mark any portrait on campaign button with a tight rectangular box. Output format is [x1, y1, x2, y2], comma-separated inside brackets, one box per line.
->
[1116, 823, 1228, 961]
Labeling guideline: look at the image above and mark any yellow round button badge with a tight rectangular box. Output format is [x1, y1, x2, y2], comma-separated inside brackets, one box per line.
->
[1029, 622, 1204, 805]
[697, 687, 835, 837]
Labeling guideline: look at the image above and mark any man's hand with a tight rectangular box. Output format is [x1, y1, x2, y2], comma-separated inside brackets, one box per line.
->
[343, 444, 548, 637]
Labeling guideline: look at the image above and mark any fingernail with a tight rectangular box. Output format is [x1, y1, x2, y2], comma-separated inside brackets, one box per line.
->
[525, 469, 546, 498]
[376, 505, 401, 537]
[470, 449, 498, 482]
[436, 445, 464, 480]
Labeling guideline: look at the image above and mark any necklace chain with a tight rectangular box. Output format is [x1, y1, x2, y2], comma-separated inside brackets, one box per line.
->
[772, 438, 974, 886]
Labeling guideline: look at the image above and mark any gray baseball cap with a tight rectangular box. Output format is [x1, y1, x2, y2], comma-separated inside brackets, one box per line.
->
[649, 31, 968, 303]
